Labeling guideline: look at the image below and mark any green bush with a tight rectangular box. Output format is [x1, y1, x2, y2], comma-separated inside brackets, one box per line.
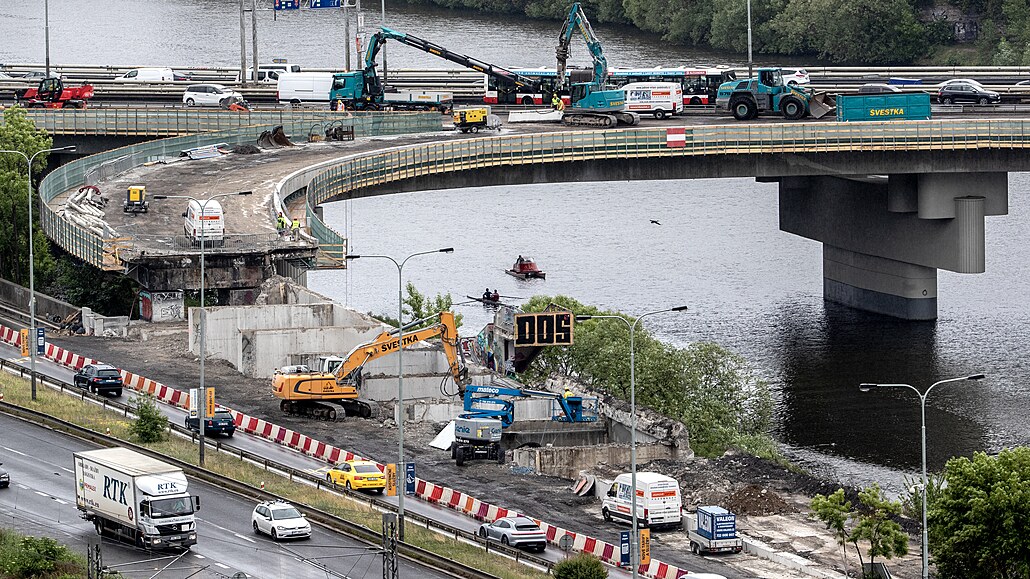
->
[552, 553, 608, 579]
[0, 529, 85, 578]
[129, 395, 166, 443]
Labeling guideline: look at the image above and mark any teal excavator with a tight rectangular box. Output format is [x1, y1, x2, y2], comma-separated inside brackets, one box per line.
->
[554, 2, 639, 127]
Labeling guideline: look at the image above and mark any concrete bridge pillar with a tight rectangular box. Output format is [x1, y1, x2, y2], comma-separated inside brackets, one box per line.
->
[778, 173, 1006, 320]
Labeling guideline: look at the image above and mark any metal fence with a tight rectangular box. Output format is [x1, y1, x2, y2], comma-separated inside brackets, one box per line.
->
[24, 108, 442, 137]
[38, 112, 441, 268]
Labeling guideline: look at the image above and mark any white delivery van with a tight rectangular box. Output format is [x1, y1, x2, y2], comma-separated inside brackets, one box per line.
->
[235, 63, 301, 84]
[183, 199, 224, 245]
[622, 82, 683, 119]
[118, 67, 175, 82]
[277, 72, 334, 104]
[601, 472, 683, 529]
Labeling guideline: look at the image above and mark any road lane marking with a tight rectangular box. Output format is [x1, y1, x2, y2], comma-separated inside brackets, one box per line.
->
[193, 554, 206, 559]
[215, 563, 231, 569]
[34, 491, 48, 497]
[233, 533, 256, 544]
[2, 447, 29, 457]
[53, 499, 67, 505]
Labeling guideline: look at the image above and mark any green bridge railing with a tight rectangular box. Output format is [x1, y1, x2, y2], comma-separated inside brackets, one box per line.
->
[37, 111, 441, 268]
[38, 116, 1030, 271]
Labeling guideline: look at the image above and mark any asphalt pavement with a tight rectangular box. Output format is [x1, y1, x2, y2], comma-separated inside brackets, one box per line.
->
[0, 411, 450, 579]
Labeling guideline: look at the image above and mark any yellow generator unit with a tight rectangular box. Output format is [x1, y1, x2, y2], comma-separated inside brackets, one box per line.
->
[123, 185, 149, 214]
[453, 107, 492, 133]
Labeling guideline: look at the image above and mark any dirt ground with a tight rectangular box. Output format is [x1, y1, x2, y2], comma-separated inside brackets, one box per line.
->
[50, 325, 924, 579]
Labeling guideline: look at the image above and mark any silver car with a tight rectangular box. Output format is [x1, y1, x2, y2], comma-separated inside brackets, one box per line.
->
[477, 515, 546, 552]
[0, 462, 9, 488]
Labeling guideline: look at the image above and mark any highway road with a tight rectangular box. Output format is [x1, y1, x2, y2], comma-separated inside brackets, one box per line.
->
[0, 411, 451, 579]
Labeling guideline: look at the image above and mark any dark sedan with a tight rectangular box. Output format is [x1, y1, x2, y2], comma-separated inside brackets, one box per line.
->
[185, 408, 236, 437]
[937, 83, 1000, 104]
[73, 364, 123, 396]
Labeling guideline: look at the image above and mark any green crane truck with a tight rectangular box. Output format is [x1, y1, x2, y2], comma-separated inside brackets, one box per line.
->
[716, 68, 835, 121]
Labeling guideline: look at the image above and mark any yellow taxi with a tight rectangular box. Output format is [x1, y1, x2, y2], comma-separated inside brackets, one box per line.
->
[325, 460, 386, 493]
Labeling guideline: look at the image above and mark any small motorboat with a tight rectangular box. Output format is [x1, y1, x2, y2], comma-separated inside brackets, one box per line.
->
[506, 257, 546, 280]
[467, 294, 502, 306]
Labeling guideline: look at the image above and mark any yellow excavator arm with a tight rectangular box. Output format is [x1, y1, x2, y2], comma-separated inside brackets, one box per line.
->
[334, 310, 469, 388]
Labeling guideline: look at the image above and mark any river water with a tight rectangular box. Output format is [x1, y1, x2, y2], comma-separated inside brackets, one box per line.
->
[3, 0, 1028, 490]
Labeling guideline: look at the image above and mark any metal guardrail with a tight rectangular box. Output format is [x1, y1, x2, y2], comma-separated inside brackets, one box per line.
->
[36, 111, 441, 267]
[101, 232, 303, 260]
[303, 119, 1030, 209]
[0, 357, 548, 575]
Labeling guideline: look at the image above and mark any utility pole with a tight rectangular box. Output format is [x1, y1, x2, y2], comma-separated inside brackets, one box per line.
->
[344, 2, 352, 71]
[240, 0, 247, 85]
[86, 544, 102, 579]
[382, 514, 398, 579]
[44, 0, 51, 77]
[251, 0, 259, 84]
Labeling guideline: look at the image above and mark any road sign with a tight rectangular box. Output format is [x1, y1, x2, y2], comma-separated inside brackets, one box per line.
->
[514, 311, 574, 347]
[206, 387, 215, 417]
[558, 533, 574, 552]
[274, 0, 299, 9]
[309, 0, 341, 7]
[35, 328, 45, 356]
[405, 463, 415, 495]
[619, 531, 630, 567]
[188, 388, 198, 418]
[385, 463, 397, 496]
[639, 527, 651, 565]
[19, 329, 28, 357]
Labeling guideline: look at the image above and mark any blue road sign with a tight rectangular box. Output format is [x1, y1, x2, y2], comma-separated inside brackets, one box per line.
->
[405, 463, 416, 495]
[274, 0, 300, 10]
[620, 531, 630, 566]
[35, 328, 45, 356]
[310, 0, 342, 7]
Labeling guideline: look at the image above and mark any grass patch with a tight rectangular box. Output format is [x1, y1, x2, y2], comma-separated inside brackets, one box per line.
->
[0, 527, 87, 579]
[0, 375, 549, 579]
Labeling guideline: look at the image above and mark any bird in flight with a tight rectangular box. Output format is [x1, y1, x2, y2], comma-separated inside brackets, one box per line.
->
[650, 219, 661, 225]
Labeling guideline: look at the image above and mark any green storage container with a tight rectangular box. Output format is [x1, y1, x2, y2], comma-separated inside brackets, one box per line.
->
[835, 93, 931, 122]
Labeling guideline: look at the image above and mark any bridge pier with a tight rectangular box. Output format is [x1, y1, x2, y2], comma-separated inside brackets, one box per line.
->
[778, 173, 1007, 320]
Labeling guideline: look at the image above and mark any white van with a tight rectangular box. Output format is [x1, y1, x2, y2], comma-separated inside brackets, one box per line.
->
[601, 472, 683, 529]
[183, 199, 224, 245]
[622, 82, 683, 119]
[236, 64, 302, 84]
[118, 67, 175, 82]
[276, 72, 334, 104]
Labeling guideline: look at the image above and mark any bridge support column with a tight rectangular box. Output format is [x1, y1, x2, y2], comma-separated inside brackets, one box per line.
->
[778, 173, 1006, 320]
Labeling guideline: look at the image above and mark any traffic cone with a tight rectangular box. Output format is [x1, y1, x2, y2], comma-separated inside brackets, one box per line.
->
[260, 481, 265, 490]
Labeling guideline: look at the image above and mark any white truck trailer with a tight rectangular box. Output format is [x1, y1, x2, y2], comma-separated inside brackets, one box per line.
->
[687, 505, 743, 555]
[74, 447, 200, 549]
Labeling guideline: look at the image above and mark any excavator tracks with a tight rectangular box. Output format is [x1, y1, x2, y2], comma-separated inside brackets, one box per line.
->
[279, 400, 372, 422]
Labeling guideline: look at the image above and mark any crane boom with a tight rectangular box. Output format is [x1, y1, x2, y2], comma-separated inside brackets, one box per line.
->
[555, 2, 608, 92]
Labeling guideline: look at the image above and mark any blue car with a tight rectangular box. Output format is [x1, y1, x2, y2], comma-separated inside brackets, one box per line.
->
[185, 408, 236, 437]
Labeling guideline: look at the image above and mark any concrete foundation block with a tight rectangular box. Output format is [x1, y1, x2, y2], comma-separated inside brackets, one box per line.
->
[823, 245, 937, 320]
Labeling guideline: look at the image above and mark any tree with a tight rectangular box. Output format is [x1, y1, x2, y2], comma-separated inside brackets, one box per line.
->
[552, 553, 608, 579]
[928, 447, 1030, 579]
[0, 106, 55, 288]
[130, 395, 166, 443]
[811, 485, 908, 578]
[520, 295, 772, 457]
[851, 484, 908, 572]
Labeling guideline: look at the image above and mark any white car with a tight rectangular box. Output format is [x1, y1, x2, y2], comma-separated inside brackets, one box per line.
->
[937, 78, 985, 89]
[182, 83, 243, 107]
[251, 500, 311, 540]
[782, 68, 810, 86]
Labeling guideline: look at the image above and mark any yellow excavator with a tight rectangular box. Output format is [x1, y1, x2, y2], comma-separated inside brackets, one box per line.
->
[272, 311, 469, 421]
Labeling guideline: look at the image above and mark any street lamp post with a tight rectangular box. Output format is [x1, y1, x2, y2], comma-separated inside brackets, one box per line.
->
[859, 373, 985, 579]
[1, 145, 76, 401]
[345, 247, 453, 540]
[575, 306, 688, 578]
[746, 0, 753, 78]
[44, 0, 51, 77]
[154, 191, 252, 466]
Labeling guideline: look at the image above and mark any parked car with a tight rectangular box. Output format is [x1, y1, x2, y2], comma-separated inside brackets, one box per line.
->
[73, 363, 123, 396]
[782, 68, 810, 86]
[251, 500, 311, 540]
[325, 460, 386, 492]
[172, 70, 192, 81]
[937, 83, 1000, 105]
[477, 516, 546, 552]
[182, 84, 243, 107]
[858, 83, 902, 94]
[117, 67, 175, 82]
[0, 463, 9, 489]
[19, 70, 51, 80]
[185, 407, 236, 437]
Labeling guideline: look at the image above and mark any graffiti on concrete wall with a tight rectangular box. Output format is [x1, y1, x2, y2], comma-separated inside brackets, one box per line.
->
[140, 290, 184, 322]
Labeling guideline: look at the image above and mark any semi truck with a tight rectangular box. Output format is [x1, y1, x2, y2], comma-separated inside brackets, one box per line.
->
[74, 447, 200, 549]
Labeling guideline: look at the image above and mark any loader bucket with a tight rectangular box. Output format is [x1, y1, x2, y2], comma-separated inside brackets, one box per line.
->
[271, 126, 296, 147]
[808, 91, 836, 119]
[257, 130, 277, 148]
